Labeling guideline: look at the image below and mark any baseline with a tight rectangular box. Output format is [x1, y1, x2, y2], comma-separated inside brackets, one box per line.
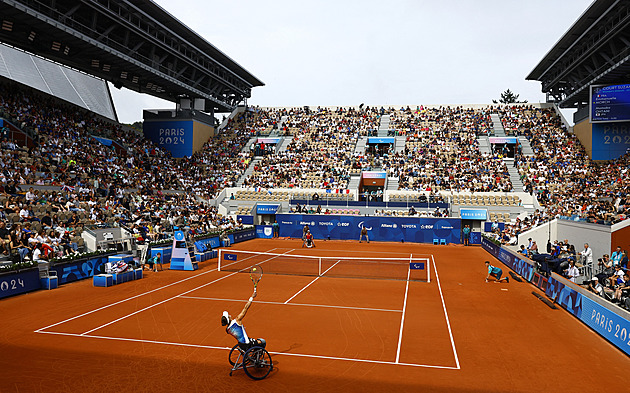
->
[35, 330, 459, 370]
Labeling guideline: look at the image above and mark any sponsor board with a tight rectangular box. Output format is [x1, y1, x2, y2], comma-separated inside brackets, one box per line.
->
[276, 214, 461, 243]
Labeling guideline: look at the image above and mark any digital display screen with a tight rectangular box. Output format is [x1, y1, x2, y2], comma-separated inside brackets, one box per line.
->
[591, 84, 630, 123]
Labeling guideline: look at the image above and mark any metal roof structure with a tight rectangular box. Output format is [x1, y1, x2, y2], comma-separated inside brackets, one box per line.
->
[0, 0, 264, 112]
[527, 0, 630, 108]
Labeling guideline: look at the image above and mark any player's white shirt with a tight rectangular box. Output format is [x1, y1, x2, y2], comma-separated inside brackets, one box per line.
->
[227, 319, 250, 344]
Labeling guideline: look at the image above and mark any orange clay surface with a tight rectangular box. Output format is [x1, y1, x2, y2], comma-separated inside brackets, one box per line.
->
[1, 238, 629, 392]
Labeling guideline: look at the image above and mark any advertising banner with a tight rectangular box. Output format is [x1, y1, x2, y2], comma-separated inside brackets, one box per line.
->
[256, 138, 281, 144]
[591, 122, 630, 160]
[361, 172, 387, 179]
[92, 136, 113, 146]
[50, 255, 111, 285]
[367, 137, 395, 144]
[257, 204, 279, 214]
[276, 214, 461, 243]
[546, 273, 630, 356]
[580, 295, 630, 356]
[232, 229, 256, 243]
[461, 208, 488, 220]
[237, 215, 254, 225]
[489, 137, 518, 144]
[143, 120, 194, 158]
[256, 225, 274, 239]
[0, 269, 41, 299]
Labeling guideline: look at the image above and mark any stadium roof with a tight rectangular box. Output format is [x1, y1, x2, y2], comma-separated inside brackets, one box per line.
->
[527, 0, 630, 108]
[0, 0, 264, 112]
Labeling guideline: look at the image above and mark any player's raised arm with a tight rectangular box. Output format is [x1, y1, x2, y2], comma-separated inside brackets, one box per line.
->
[235, 290, 257, 324]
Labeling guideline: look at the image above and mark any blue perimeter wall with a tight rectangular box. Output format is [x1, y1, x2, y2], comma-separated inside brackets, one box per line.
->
[276, 214, 461, 243]
[482, 237, 630, 356]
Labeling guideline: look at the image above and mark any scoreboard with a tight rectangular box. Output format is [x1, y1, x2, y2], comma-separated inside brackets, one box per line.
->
[591, 84, 630, 123]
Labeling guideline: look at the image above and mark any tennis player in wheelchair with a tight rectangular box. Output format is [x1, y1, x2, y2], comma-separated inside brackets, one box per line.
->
[302, 230, 315, 248]
[221, 290, 266, 351]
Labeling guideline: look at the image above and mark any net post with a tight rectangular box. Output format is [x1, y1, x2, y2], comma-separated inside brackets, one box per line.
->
[427, 256, 431, 283]
[218, 249, 222, 271]
[319, 257, 322, 276]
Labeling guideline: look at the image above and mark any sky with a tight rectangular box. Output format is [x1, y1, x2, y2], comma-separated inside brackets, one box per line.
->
[109, 0, 595, 124]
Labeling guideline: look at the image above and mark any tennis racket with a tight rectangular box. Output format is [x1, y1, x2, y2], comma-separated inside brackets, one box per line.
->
[249, 265, 263, 290]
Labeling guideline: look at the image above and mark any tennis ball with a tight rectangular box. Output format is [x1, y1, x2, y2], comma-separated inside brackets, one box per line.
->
[252, 268, 257, 272]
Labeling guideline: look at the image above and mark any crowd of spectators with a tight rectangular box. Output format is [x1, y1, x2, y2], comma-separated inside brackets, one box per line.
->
[382, 106, 512, 192]
[243, 106, 379, 189]
[491, 105, 629, 242]
[2, 77, 629, 267]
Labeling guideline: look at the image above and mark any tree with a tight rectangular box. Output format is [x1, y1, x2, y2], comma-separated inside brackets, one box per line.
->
[492, 89, 528, 104]
[126, 121, 143, 131]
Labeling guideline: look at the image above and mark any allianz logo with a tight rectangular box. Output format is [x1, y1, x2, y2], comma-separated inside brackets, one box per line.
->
[381, 223, 398, 228]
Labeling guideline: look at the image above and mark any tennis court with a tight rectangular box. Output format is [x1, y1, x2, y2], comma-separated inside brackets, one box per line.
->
[1, 239, 629, 392]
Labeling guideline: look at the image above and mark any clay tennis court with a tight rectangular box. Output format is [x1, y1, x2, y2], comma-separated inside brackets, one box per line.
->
[1, 239, 629, 392]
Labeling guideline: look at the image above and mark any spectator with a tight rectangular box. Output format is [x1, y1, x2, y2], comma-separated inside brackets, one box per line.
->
[565, 259, 579, 283]
[580, 243, 593, 269]
[585, 277, 604, 296]
[611, 246, 623, 267]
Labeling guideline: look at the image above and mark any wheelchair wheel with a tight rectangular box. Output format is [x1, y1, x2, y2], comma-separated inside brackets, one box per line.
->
[228, 344, 241, 366]
[243, 346, 273, 380]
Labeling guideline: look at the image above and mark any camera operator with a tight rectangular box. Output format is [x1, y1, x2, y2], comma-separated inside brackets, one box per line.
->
[583, 277, 604, 297]
[598, 254, 612, 275]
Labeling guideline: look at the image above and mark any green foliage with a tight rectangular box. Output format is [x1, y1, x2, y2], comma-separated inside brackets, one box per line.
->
[481, 233, 501, 246]
[0, 259, 37, 273]
[124, 121, 143, 131]
[492, 89, 528, 104]
[49, 249, 118, 264]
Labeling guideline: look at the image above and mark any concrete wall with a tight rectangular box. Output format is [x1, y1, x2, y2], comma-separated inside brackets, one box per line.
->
[517, 218, 612, 259]
[193, 120, 214, 155]
[556, 219, 611, 260]
[516, 220, 555, 251]
[611, 219, 630, 254]
[573, 118, 593, 159]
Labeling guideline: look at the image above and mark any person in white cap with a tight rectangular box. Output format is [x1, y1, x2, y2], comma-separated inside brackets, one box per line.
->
[221, 290, 266, 350]
[585, 276, 603, 296]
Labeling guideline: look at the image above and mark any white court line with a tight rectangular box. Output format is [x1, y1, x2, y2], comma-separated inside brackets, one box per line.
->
[34, 330, 459, 370]
[33, 247, 280, 333]
[431, 254, 461, 370]
[179, 295, 402, 313]
[78, 249, 295, 336]
[395, 268, 411, 363]
[283, 260, 341, 304]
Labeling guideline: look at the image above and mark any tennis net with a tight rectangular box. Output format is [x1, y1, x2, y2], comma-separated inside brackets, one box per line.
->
[218, 249, 430, 282]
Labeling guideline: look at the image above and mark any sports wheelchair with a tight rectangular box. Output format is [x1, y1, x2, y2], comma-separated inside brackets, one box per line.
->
[228, 341, 273, 380]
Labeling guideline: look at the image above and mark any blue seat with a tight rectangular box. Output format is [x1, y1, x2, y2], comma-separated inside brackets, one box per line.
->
[440, 239, 447, 245]
[433, 238, 439, 245]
